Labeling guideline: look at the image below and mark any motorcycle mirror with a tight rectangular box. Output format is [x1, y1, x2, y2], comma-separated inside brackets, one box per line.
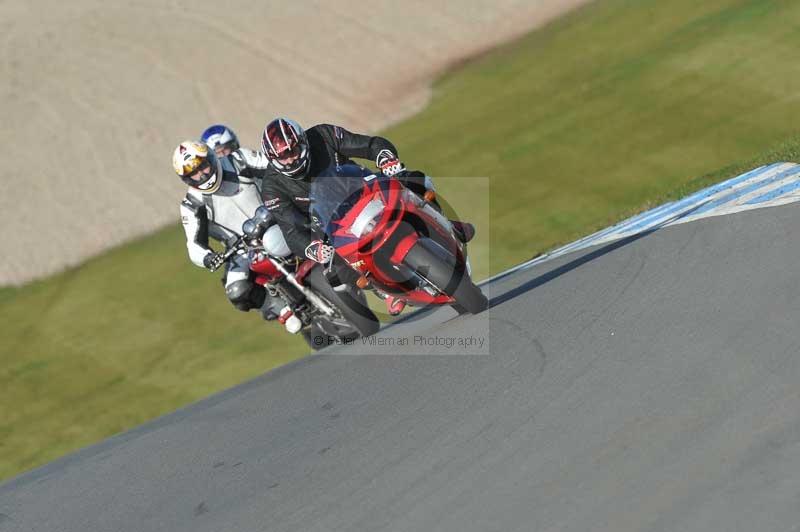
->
[254, 205, 272, 225]
[242, 219, 259, 238]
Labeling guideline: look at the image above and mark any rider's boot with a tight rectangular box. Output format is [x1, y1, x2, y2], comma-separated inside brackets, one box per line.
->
[451, 221, 475, 244]
[385, 295, 407, 316]
[422, 192, 474, 244]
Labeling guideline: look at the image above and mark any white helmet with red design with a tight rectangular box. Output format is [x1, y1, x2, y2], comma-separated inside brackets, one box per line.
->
[172, 140, 223, 194]
[261, 118, 309, 179]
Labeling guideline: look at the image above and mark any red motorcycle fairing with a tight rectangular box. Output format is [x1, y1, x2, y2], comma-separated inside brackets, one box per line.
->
[328, 178, 404, 256]
[250, 254, 318, 288]
[323, 175, 467, 307]
[250, 254, 283, 286]
[294, 259, 317, 285]
[389, 232, 419, 264]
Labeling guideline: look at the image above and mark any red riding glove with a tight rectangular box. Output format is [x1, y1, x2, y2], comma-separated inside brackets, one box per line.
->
[376, 149, 405, 177]
[304, 240, 335, 264]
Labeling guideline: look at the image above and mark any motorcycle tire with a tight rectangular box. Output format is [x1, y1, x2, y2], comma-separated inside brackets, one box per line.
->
[402, 238, 489, 314]
[303, 265, 381, 338]
[301, 323, 358, 351]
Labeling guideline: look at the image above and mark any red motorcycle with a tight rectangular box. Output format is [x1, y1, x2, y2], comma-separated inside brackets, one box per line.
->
[309, 164, 488, 315]
[215, 206, 380, 350]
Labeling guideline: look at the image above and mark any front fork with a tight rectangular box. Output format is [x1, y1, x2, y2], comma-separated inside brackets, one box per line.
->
[268, 258, 338, 317]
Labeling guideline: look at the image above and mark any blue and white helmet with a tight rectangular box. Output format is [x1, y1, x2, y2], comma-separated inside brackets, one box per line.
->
[200, 124, 240, 155]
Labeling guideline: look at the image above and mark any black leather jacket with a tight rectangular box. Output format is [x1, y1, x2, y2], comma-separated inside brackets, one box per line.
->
[260, 124, 425, 257]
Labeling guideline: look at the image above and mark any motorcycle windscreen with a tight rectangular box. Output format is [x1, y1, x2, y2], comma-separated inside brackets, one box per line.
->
[309, 165, 388, 246]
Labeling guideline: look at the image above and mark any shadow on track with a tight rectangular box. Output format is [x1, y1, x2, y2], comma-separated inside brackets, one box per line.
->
[488, 228, 657, 309]
[385, 197, 716, 325]
[488, 195, 719, 308]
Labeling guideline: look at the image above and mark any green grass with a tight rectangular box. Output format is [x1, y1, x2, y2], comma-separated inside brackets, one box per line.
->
[4, 0, 800, 480]
[0, 230, 305, 478]
[385, 0, 800, 273]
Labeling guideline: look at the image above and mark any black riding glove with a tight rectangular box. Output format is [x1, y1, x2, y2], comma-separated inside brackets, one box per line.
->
[203, 252, 225, 272]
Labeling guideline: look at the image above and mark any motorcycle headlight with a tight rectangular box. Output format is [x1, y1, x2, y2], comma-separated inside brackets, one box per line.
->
[350, 198, 385, 237]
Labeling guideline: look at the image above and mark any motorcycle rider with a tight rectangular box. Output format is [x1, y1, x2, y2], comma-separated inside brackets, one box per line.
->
[201, 123, 241, 157]
[174, 135, 283, 320]
[259, 117, 475, 315]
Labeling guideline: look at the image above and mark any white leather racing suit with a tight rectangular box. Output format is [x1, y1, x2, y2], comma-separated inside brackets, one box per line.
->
[180, 148, 280, 313]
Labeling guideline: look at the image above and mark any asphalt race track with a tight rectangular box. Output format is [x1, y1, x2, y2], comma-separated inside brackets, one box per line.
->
[3, 203, 800, 531]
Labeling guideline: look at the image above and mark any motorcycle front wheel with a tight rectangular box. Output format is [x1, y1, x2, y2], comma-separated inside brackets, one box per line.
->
[402, 238, 489, 315]
[303, 265, 381, 339]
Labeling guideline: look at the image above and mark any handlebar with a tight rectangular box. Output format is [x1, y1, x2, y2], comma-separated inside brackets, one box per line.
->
[222, 236, 246, 262]
[206, 235, 247, 272]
